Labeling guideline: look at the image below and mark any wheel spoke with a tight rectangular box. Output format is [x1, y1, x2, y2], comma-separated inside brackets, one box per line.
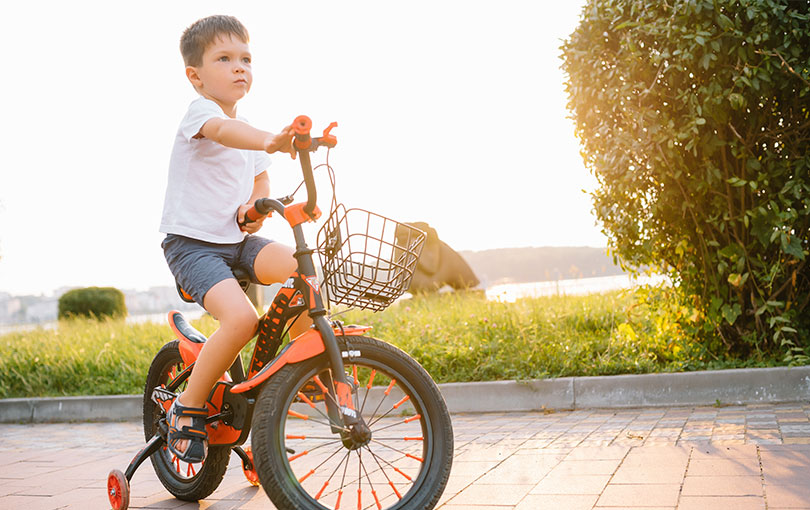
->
[298, 442, 350, 483]
[338, 443, 351, 498]
[317, 449, 354, 507]
[359, 370, 379, 416]
[295, 391, 349, 432]
[368, 393, 410, 428]
[364, 385, 391, 422]
[364, 446, 413, 482]
[313, 373, 343, 411]
[286, 435, 342, 441]
[369, 438, 424, 463]
[364, 445, 403, 501]
[288, 438, 343, 460]
[317, 450, 352, 502]
[287, 408, 349, 432]
[358, 449, 383, 510]
[357, 448, 363, 510]
[371, 414, 421, 434]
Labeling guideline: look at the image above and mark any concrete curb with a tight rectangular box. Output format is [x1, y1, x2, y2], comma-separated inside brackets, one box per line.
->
[0, 395, 142, 423]
[2, 366, 809, 423]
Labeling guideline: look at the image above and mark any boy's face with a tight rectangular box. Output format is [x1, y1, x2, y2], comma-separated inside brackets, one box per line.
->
[186, 35, 252, 113]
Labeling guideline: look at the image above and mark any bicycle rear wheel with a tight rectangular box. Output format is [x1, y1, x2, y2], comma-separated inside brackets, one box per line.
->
[251, 335, 453, 510]
[142, 341, 230, 501]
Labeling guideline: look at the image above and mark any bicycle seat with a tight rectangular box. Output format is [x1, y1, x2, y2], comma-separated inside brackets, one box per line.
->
[169, 310, 207, 344]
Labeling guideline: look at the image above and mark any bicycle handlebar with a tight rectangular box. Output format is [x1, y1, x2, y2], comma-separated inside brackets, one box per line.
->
[238, 116, 336, 230]
[292, 115, 337, 152]
[238, 198, 285, 230]
[292, 115, 336, 218]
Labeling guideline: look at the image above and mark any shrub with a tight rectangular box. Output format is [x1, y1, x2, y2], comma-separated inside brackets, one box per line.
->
[561, 0, 810, 358]
[58, 287, 128, 320]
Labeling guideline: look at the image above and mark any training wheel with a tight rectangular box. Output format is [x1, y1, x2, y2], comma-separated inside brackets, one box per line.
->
[242, 446, 260, 487]
[107, 469, 130, 510]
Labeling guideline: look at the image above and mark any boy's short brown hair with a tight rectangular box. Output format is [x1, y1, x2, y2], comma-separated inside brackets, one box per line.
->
[180, 15, 249, 67]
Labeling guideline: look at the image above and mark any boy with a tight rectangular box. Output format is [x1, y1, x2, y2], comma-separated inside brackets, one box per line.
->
[159, 15, 311, 463]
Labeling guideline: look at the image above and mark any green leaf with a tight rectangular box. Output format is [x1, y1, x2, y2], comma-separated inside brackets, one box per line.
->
[728, 93, 745, 110]
[700, 54, 712, 70]
[782, 235, 806, 260]
[721, 303, 741, 325]
[614, 21, 640, 30]
[717, 13, 734, 30]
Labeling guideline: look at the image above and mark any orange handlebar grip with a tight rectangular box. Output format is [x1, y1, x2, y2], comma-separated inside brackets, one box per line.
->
[239, 198, 274, 230]
[245, 207, 264, 222]
[293, 115, 312, 150]
[293, 115, 312, 135]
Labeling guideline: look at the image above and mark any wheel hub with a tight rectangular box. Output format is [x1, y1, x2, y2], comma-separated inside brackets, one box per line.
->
[342, 422, 372, 450]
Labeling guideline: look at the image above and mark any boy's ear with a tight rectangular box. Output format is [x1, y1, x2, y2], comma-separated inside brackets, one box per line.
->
[186, 66, 202, 88]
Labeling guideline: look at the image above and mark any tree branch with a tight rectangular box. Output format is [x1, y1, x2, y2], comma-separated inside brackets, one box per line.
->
[756, 49, 810, 89]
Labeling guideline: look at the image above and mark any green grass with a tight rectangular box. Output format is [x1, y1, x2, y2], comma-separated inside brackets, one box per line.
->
[0, 317, 215, 399]
[0, 290, 793, 399]
[341, 291, 684, 383]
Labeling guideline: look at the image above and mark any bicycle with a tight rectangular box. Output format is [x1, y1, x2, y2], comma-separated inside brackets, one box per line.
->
[106, 116, 454, 510]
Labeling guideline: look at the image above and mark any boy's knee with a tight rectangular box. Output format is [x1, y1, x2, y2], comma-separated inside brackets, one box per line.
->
[255, 243, 297, 284]
[221, 306, 259, 338]
[238, 310, 260, 336]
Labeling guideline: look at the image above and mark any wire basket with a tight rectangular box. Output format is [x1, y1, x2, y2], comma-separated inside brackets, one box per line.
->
[317, 204, 426, 311]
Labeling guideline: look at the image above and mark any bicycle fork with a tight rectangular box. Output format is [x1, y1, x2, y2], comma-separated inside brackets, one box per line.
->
[314, 315, 371, 445]
[285, 199, 371, 444]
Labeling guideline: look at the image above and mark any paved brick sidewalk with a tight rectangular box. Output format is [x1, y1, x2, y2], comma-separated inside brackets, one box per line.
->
[2, 403, 810, 509]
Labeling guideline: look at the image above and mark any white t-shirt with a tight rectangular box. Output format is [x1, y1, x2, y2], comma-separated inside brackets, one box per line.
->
[159, 97, 272, 243]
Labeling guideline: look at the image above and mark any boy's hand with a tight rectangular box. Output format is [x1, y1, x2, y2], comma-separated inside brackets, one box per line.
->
[264, 125, 297, 160]
[237, 204, 265, 234]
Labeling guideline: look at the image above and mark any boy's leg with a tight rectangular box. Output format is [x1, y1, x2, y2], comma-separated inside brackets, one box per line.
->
[173, 278, 258, 454]
[254, 242, 313, 338]
[181, 278, 259, 407]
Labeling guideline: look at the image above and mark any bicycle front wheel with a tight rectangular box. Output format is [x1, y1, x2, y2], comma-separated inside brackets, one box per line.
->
[251, 335, 453, 510]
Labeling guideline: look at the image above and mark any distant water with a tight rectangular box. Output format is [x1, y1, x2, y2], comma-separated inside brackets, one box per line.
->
[485, 274, 668, 303]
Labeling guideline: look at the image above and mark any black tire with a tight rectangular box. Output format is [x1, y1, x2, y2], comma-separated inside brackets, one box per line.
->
[251, 335, 453, 510]
[142, 341, 230, 501]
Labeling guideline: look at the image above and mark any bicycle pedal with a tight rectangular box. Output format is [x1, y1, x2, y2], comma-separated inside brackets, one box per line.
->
[151, 386, 177, 408]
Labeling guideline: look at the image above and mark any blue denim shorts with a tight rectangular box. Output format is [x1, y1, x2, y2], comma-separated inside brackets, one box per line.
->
[161, 234, 273, 307]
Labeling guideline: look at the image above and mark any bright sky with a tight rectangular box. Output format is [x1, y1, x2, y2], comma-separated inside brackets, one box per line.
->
[0, 0, 603, 297]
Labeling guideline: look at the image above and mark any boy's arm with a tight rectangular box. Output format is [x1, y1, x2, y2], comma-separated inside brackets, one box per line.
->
[200, 118, 295, 157]
[248, 171, 271, 204]
[237, 171, 271, 234]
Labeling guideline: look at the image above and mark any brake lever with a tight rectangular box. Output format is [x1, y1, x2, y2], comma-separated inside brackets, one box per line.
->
[310, 122, 338, 151]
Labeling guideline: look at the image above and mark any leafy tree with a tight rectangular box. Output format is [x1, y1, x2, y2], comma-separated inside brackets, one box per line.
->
[561, 0, 810, 358]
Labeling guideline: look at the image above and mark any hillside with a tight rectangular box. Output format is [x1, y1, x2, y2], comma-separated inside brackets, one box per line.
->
[458, 247, 624, 286]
